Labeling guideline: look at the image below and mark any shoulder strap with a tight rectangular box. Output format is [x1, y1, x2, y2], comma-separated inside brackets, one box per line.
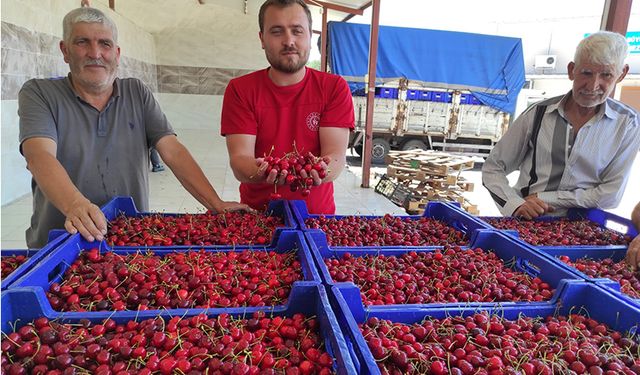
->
[520, 105, 547, 198]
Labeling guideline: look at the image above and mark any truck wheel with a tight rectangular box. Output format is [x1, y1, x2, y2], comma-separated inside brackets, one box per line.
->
[401, 139, 428, 151]
[371, 138, 390, 164]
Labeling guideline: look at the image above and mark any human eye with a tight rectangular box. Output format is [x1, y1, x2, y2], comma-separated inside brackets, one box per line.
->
[293, 27, 304, 35]
[100, 40, 113, 47]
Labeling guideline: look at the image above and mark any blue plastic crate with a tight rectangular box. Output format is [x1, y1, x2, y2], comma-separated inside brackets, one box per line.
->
[538, 247, 640, 308]
[9, 230, 323, 319]
[431, 91, 452, 103]
[290, 200, 489, 243]
[102, 196, 296, 248]
[374, 87, 398, 99]
[468, 94, 482, 105]
[478, 207, 636, 251]
[1, 284, 357, 375]
[405, 89, 421, 101]
[307, 229, 580, 309]
[418, 90, 432, 101]
[331, 280, 640, 375]
[1, 232, 68, 291]
[459, 93, 473, 104]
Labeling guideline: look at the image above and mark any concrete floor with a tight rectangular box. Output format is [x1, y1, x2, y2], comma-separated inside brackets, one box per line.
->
[2, 129, 638, 249]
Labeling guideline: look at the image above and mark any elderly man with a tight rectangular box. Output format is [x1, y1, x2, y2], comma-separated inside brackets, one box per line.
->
[482, 31, 639, 219]
[19, 7, 248, 248]
[221, 0, 354, 213]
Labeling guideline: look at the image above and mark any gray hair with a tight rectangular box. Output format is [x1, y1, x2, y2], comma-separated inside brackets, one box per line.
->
[574, 31, 628, 72]
[62, 7, 118, 43]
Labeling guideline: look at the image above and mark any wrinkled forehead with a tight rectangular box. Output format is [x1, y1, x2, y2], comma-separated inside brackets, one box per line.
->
[574, 61, 618, 73]
[70, 21, 116, 40]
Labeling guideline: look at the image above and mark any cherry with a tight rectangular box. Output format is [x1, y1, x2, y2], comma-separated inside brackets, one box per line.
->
[485, 217, 631, 246]
[1, 254, 28, 280]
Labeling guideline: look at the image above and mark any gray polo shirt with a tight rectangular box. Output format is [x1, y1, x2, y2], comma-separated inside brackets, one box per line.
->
[18, 76, 175, 248]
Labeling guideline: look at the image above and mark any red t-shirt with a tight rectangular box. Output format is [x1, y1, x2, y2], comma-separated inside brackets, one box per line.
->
[221, 68, 354, 213]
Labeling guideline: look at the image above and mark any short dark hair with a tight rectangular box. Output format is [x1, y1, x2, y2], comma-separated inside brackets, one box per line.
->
[258, 0, 312, 33]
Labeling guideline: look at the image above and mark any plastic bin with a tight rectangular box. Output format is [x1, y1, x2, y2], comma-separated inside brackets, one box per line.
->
[405, 89, 421, 101]
[307, 229, 580, 309]
[477, 208, 636, 251]
[374, 87, 398, 99]
[418, 90, 432, 101]
[431, 91, 452, 103]
[459, 93, 473, 104]
[331, 280, 640, 375]
[101, 196, 296, 248]
[538, 247, 640, 307]
[468, 94, 482, 105]
[9, 230, 323, 319]
[1, 284, 357, 375]
[290, 200, 489, 243]
[1, 232, 69, 291]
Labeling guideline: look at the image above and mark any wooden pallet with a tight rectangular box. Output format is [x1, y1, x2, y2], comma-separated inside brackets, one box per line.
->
[386, 150, 475, 177]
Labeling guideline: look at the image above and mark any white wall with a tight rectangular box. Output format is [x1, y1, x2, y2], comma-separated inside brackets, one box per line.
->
[155, 93, 223, 132]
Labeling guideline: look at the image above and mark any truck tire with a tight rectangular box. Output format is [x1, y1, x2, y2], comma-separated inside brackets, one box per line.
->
[371, 138, 390, 164]
[401, 139, 429, 151]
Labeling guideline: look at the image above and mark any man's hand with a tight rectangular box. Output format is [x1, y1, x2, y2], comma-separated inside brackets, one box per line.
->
[513, 194, 554, 220]
[255, 158, 288, 185]
[63, 196, 107, 242]
[625, 235, 640, 271]
[299, 159, 329, 186]
[211, 201, 253, 214]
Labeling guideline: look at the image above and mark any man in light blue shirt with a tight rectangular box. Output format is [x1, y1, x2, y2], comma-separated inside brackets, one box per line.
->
[482, 31, 639, 219]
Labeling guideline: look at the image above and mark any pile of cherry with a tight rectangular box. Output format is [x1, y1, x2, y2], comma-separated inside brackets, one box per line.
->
[305, 214, 467, 247]
[558, 256, 640, 299]
[325, 248, 553, 305]
[484, 217, 632, 246]
[107, 210, 284, 247]
[264, 151, 330, 199]
[1, 312, 335, 375]
[1, 255, 28, 280]
[46, 248, 302, 311]
[361, 312, 640, 374]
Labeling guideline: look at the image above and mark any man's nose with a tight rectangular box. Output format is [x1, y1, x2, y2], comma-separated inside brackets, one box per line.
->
[282, 31, 295, 47]
[87, 42, 101, 59]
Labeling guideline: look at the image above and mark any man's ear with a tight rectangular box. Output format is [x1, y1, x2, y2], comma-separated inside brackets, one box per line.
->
[60, 41, 70, 64]
[567, 61, 575, 81]
[616, 64, 629, 83]
[259, 31, 265, 49]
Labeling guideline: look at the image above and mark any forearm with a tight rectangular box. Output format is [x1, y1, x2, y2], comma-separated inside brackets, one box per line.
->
[26, 152, 90, 215]
[537, 181, 625, 210]
[481, 158, 525, 216]
[229, 155, 266, 183]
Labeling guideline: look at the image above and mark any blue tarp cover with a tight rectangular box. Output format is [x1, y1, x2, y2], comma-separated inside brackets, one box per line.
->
[328, 22, 525, 113]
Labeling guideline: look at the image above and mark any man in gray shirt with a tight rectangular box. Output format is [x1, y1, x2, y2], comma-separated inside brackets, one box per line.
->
[19, 7, 248, 248]
[482, 31, 639, 219]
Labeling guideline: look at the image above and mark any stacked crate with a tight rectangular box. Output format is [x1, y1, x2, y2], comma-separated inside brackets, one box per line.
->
[383, 149, 478, 214]
[289, 200, 640, 374]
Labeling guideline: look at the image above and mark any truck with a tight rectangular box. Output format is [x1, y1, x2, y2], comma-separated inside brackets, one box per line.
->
[327, 22, 526, 163]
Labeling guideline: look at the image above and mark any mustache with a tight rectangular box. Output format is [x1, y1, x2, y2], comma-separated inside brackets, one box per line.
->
[281, 47, 298, 54]
[83, 59, 106, 67]
[579, 89, 604, 95]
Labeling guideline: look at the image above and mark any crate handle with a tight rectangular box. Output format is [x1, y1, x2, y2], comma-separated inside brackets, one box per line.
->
[517, 259, 541, 277]
[47, 260, 67, 284]
[604, 219, 629, 235]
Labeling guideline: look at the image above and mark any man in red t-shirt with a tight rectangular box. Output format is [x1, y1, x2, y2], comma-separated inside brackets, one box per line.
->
[221, 0, 354, 214]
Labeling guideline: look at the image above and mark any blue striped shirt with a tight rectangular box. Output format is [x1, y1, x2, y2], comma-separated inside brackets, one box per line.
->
[482, 92, 639, 216]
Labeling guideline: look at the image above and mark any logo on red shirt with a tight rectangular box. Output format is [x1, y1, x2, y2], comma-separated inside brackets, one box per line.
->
[306, 112, 320, 131]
